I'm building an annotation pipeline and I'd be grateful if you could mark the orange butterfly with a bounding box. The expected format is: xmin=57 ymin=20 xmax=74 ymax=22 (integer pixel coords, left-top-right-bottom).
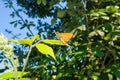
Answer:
xmin=55 ymin=32 xmax=73 ymax=44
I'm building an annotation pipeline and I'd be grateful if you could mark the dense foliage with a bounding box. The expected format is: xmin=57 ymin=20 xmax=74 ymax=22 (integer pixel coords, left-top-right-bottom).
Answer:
xmin=1 ymin=0 xmax=120 ymax=80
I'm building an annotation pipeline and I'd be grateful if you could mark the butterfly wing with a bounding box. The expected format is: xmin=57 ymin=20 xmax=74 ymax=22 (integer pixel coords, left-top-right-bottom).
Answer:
xmin=55 ymin=32 xmax=73 ymax=43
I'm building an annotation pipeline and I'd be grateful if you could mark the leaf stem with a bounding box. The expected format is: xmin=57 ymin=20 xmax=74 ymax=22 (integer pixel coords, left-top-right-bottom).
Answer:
xmin=20 ymin=45 xmax=33 ymax=78
xmin=11 ymin=57 xmax=18 ymax=80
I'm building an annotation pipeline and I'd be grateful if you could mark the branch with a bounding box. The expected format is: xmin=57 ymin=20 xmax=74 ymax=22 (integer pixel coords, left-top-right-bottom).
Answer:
xmin=9 ymin=0 xmax=34 ymax=36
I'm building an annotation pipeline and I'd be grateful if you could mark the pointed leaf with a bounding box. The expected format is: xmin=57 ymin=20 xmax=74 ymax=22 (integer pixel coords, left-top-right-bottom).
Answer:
xmin=36 ymin=43 xmax=56 ymax=60
xmin=51 ymin=18 xmax=56 ymax=25
xmin=41 ymin=40 xmax=68 ymax=46
xmin=37 ymin=0 xmax=42 ymax=5
xmin=104 ymin=33 xmax=111 ymax=41
xmin=97 ymin=30 xmax=105 ymax=37
xmin=31 ymin=34 xmax=39 ymax=42
xmin=42 ymin=0 xmax=46 ymax=5
xmin=10 ymin=34 xmax=39 ymax=45
xmin=101 ymin=16 xmax=109 ymax=20
xmin=88 ymin=31 xmax=97 ymax=37
xmin=10 ymin=39 xmax=32 ymax=45
xmin=56 ymin=73 xmax=63 ymax=80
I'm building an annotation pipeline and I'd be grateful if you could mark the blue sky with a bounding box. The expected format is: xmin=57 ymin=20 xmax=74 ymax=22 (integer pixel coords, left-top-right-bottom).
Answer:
xmin=0 ymin=0 xmax=66 ymax=74
xmin=0 ymin=0 xmax=52 ymax=71
xmin=0 ymin=0 xmax=31 ymax=70
xmin=0 ymin=0 xmax=39 ymax=39
xmin=0 ymin=0 xmax=66 ymax=39
xmin=0 ymin=0 xmax=28 ymax=39
xmin=0 ymin=1 xmax=13 ymax=38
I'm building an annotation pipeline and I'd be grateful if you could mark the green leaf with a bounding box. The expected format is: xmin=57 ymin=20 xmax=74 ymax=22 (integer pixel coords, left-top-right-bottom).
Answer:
xmin=74 ymin=51 xmax=84 ymax=57
xmin=88 ymin=31 xmax=97 ymax=38
xmin=56 ymin=73 xmax=63 ymax=80
xmin=10 ymin=21 xmax=15 ymax=24
xmin=41 ymin=40 xmax=68 ymax=46
xmin=102 ymin=23 xmax=112 ymax=32
xmin=29 ymin=23 xmax=36 ymax=27
xmin=110 ymin=66 xmax=120 ymax=78
xmin=19 ymin=78 xmax=31 ymax=80
xmin=77 ymin=26 xmax=86 ymax=31
xmin=35 ymin=43 xmax=56 ymax=60
xmin=10 ymin=39 xmax=32 ymax=45
xmin=97 ymin=30 xmax=105 ymax=37
xmin=10 ymin=34 xmax=39 ymax=45
xmin=0 ymin=71 xmax=29 ymax=78
xmin=117 ymin=18 xmax=120 ymax=24
xmin=14 ymin=23 xmax=18 ymax=27
xmin=51 ymin=18 xmax=56 ymax=25
xmin=57 ymin=10 xmax=66 ymax=18
xmin=111 ymin=30 xmax=120 ymax=36
xmin=10 ymin=12 xmax=15 ymax=18
xmin=103 ymin=30 xmax=119 ymax=41
xmin=93 ymin=49 xmax=103 ymax=58
xmin=37 ymin=0 xmax=42 ymax=5
xmin=31 ymin=34 xmax=39 ymax=42
xmin=42 ymin=0 xmax=46 ymax=5
xmin=114 ymin=12 xmax=120 ymax=16
xmin=90 ymin=13 xmax=99 ymax=17
xmin=101 ymin=16 xmax=109 ymax=20
xmin=106 ymin=6 xmax=119 ymax=13
xmin=104 ymin=33 xmax=111 ymax=41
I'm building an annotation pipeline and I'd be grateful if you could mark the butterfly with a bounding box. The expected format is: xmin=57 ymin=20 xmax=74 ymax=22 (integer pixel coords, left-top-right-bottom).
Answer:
xmin=55 ymin=32 xmax=73 ymax=45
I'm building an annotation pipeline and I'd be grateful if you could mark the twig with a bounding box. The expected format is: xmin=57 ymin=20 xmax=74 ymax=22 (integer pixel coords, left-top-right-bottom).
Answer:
xmin=9 ymin=0 xmax=34 ymax=36
xmin=11 ymin=57 xmax=18 ymax=80
xmin=20 ymin=45 xmax=33 ymax=78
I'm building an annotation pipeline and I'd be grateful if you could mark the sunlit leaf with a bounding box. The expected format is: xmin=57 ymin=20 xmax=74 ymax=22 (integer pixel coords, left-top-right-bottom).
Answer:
xmin=42 ymin=0 xmax=46 ymax=5
xmin=77 ymin=26 xmax=86 ymax=31
xmin=98 ymin=12 xmax=107 ymax=16
xmin=104 ymin=33 xmax=111 ymax=41
xmin=52 ymin=75 xmax=56 ymax=79
xmin=35 ymin=43 xmax=56 ymax=60
xmin=97 ymin=30 xmax=105 ymax=37
xmin=88 ymin=31 xmax=97 ymax=37
xmin=31 ymin=34 xmax=39 ymax=42
xmin=90 ymin=13 xmax=99 ymax=17
xmin=37 ymin=0 xmax=42 ymax=5
xmin=40 ymin=40 xmax=68 ymax=46
xmin=106 ymin=5 xmax=119 ymax=13
xmin=74 ymin=51 xmax=84 ymax=56
xmin=10 ymin=34 xmax=39 ymax=45
xmin=10 ymin=39 xmax=32 ymax=45
xmin=0 ymin=71 xmax=29 ymax=78
xmin=101 ymin=16 xmax=109 ymax=20
xmin=56 ymin=73 xmax=63 ymax=80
